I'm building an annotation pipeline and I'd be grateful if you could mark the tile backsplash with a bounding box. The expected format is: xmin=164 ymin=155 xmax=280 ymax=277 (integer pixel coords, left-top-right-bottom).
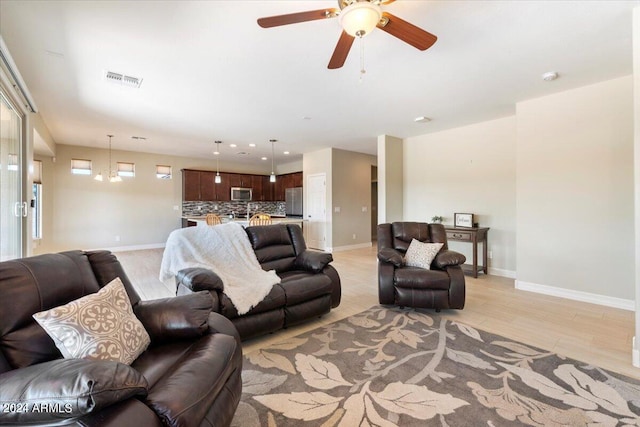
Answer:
xmin=182 ymin=201 xmax=286 ymax=218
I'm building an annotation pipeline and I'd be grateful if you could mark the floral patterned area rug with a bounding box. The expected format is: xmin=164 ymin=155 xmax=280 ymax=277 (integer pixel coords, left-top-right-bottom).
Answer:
xmin=231 ymin=306 xmax=640 ymax=427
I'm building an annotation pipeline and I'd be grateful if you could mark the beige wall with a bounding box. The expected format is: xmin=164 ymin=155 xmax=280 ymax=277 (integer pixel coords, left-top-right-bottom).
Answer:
xmin=516 ymin=76 xmax=634 ymax=302
xmin=377 ymin=135 xmax=403 ymax=224
xmin=404 ymin=117 xmax=517 ymax=275
xmin=331 ymin=148 xmax=376 ymax=249
xmin=35 ymin=144 xmax=290 ymax=253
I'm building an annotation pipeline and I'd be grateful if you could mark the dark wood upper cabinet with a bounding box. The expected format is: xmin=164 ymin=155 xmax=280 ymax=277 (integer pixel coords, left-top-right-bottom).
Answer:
xmin=216 ymin=173 xmax=231 ymax=201
xmin=183 ymin=169 xmax=302 ymax=202
xmin=183 ymin=170 xmax=201 ymax=201
xmin=200 ymin=171 xmax=216 ymax=201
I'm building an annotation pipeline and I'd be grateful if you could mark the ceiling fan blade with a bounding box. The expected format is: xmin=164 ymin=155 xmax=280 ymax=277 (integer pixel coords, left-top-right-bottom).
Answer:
xmin=378 ymin=12 xmax=437 ymax=51
xmin=328 ymin=31 xmax=355 ymax=69
xmin=257 ymin=8 xmax=337 ymax=28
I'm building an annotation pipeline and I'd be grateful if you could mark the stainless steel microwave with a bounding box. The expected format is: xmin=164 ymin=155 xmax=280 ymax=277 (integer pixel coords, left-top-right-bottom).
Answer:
xmin=231 ymin=187 xmax=252 ymax=201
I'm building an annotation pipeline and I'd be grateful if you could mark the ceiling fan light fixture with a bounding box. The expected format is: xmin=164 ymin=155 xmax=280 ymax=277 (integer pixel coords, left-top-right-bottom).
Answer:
xmin=339 ymin=2 xmax=381 ymax=37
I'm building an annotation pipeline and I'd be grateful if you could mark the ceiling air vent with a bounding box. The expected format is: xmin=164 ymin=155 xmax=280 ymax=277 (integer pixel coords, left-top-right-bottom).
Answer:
xmin=104 ymin=70 xmax=143 ymax=88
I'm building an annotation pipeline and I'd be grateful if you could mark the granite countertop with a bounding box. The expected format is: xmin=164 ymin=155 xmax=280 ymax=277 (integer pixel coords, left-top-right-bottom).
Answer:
xmin=183 ymin=216 xmax=304 ymax=225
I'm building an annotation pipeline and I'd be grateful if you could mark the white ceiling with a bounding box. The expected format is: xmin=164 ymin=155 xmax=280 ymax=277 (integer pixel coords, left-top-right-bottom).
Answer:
xmin=1 ymin=0 xmax=637 ymax=166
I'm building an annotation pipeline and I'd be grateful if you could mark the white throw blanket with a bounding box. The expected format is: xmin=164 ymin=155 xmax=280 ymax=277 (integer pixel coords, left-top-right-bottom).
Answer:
xmin=159 ymin=222 xmax=280 ymax=315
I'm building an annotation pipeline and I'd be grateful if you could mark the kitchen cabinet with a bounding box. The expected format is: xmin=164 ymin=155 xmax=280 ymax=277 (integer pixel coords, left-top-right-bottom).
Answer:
xmin=183 ymin=169 xmax=303 ymax=202
xmin=251 ymin=175 xmax=264 ymax=201
xmin=262 ymin=175 xmax=275 ymax=201
xmin=200 ymin=171 xmax=216 ymax=201
xmin=215 ymin=173 xmax=231 ymax=201
xmin=228 ymin=173 xmax=253 ymax=188
xmin=183 ymin=170 xmax=201 ymax=201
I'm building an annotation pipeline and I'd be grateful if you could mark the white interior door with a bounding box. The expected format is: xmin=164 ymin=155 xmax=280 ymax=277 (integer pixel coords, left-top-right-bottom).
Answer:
xmin=0 ymin=90 xmax=24 ymax=261
xmin=306 ymin=173 xmax=326 ymax=250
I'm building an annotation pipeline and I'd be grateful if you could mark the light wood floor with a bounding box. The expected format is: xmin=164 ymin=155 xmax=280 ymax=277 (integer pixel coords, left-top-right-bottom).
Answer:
xmin=115 ymin=246 xmax=639 ymax=380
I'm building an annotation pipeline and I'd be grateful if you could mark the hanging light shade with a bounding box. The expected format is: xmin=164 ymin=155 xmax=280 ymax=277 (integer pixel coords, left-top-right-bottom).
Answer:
xmin=339 ymin=1 xmax=382 ymax=38
xmin=95 ymin=134 xmax=120 ymax=183
xmin=214 ymin=141 xmax=222 ymax=183
xmin=270 ymin=139 xmax=276 ymax=183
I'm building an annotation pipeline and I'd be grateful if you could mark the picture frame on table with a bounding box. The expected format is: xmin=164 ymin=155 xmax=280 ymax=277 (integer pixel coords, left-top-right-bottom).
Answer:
xmin=454 ymin=213 xmax=474 ymax=228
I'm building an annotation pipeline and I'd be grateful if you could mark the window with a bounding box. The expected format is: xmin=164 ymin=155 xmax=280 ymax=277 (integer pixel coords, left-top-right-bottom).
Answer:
xmin=117 ymin=162 xmax=135 ymax=178
xmin=32 ymin=160 xmax=42 ymax=240
xmin=32 ymin=183 xmax=42 ymax=239
xmin=71 ymin=159 xmax=92 ymax=175
xmin=156 ymin=165 xmax=172 ymax=179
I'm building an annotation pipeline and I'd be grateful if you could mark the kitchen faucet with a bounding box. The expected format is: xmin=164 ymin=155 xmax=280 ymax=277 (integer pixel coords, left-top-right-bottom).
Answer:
xmin=247 ymin=203 xmax=251 ymax=219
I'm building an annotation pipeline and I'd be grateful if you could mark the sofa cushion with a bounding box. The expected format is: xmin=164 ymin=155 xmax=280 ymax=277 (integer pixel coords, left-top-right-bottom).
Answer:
xmin=143 ymin=333 xmax=241 ymax=427
xmin=394 ymin=268 xmax=451 ymax=290
xmin=278 ymin=271 xmax=332 ymax=306
xmin=391 ymin=222 xmax=431 ymax=252
xmin=0 ymin=251 xmax=101 ymax=369
xmin=220 ymin=284 xmax=286 ymax=320
xmin=0 ymin=358 xmax=147 ymax=425
xmin=32 ymin=278 xmax=150 ymax=365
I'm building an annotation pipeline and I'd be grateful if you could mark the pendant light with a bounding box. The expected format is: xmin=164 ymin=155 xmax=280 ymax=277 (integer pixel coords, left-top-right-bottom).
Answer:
xmin=269 ymin=139 xmax=276 ymax=183
xmin=214 ymin=141 xmax=222 ymax=183
xmin=94 ymin=134 xmax=121 ymax=183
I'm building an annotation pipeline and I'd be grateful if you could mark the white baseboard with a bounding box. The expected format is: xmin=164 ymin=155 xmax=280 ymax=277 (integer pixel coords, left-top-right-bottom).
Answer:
xmin=89 ymin=243 xmax=166 ymax=253
xmin=633 ymin=337 xmax=640 ymax=368
xmin=515 ymin=280 xmax=635 ymax=311
xmin=487 ymin=267 xmax=516 ymax=279
xmin=329 ymin=242 xmax=373 ymax=253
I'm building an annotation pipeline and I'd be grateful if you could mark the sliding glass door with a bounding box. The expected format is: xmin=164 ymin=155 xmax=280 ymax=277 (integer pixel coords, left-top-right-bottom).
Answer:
xmin=0 ymin=90 xmax=23 ymax=261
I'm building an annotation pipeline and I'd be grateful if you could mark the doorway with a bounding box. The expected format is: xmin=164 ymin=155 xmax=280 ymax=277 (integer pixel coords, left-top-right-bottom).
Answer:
xmin=306 ymin=173 xmax=326 ymax=250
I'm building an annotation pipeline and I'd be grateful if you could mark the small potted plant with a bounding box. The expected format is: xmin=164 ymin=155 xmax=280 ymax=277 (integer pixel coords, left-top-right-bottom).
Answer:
xmin=431 ymin=215 xmax=443 ymax=224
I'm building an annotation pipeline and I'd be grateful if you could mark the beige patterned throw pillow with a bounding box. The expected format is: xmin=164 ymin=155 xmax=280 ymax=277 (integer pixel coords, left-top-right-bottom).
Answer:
xmin=404 ymin=239 xmax=444 ymax=270
xmin=33 ymin=277 xmax=150 ymax=365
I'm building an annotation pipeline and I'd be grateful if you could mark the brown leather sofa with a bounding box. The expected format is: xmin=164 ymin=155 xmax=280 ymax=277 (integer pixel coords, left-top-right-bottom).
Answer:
xmin=0 ymin=250 xmax=242 ymax=427
xmin=377 ymin=222 xmax=466 ymax=310
xmin=176 ymin=224 xmax=341 ymax=340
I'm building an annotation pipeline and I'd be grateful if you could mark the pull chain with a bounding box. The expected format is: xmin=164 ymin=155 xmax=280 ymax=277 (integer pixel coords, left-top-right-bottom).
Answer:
xmin=359 ymin=35 xmax=366 ymax=82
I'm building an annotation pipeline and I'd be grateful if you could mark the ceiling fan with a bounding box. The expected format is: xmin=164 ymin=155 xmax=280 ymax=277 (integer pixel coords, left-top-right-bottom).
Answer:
xmin=257 ymin=0 xmax=437 ymax=69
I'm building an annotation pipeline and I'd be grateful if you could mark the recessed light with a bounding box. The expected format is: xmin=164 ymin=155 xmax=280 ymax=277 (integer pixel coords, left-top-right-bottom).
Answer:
xmin=261 ymin=157 xmax=268 ymax=160
xmin=542 ymin=71 xmax=558 ymax=81
xmin=249 ymin=143 xmax=256 ymax=147
xmin=213 ymin=151 xmax=220 ymax=155
xmin=302 ymin=116 xmax=312 ymax=120
xmin=229 ymin=143 xmax=237 ymax=148
xmin=283 ymin=151 xmax=290 ymax=155
xmin=414 ymin=116 xmax=431 ymax=123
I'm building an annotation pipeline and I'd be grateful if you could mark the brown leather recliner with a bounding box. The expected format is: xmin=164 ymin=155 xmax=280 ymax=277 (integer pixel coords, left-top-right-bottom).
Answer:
xmin=0 ymin=250 xmax=242 ymax=427
xmin=176 ymin=224 xmax=341 ymax=340
xmin=377 ymin=222 xmax=466 ymax=310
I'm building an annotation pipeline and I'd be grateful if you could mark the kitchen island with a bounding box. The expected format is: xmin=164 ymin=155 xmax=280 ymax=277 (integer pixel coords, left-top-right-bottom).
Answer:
xmin=182 ymin=216 xmax=304 ymax=228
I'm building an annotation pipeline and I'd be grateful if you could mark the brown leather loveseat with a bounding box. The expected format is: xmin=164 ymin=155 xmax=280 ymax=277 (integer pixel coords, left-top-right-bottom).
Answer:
xmin=377 ymin=222 xmax=466 ymax=310
xmin=0 ymin=250 xmax=242 ymax=427
xmin=176 ymin=224 xmax=341 ymax=340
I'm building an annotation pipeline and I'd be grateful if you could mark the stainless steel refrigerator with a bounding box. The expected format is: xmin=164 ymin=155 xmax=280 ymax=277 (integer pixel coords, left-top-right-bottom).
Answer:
xmin=285 ymin=187 xmax=303 ymax=217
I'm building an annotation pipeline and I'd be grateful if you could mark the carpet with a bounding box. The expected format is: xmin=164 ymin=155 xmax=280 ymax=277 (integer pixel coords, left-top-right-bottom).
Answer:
xmin=231 ymin=306 xmax=640 ymax=427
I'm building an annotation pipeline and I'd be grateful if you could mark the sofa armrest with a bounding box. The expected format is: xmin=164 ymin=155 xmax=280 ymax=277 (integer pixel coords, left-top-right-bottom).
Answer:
xmin=0 ymin=359 xmax=147 ymax=425
xmin=434 ymin=250 xmax=466 ymax=269
xmin=134 ymin=292 xmax=212 ymax=344
xmin=294 ymin=250 xmax=333 ymax=273
xmin=176 ymin=267 xmax=224 ymax=292
xmin=377 ymin=248 xmax=404 ymax=267
xmin=207 ymin=312 xmax=241 ymax=344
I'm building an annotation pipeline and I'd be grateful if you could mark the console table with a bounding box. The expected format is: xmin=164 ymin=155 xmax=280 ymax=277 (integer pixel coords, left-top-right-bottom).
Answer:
xmin=443 ymin=226 xmax=489 ymax=278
